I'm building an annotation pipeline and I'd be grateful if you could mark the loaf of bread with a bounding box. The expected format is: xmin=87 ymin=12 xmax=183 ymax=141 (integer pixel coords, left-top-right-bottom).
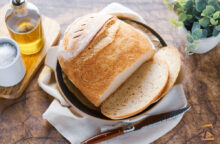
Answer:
xmin=153 ymin=46 xmax=181 ymax=98
xmin=58 ymin=14 xmax=155 ymax=106
xmin=101 ymin=60 xmax=169 ymax=119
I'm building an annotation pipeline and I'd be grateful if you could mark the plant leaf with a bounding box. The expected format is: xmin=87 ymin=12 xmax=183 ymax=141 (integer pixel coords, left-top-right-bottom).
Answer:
xmin=170 ymin=18 xmax=177 ymax=25
xmin=208 ymin=0 xmax=220 ymax=11
xmin=195 ymin=15 xmax=201 ymax=20
xmin=213 ymin=11 xmax=220 ymax=19
xmin=199 ymin=17 xmax=210 ymax=27
xmin=187 ymin=42 xmax=197 ymax=51
xmin=202 ymin=29 xmax=208 ymax=38
xmin=176 ymin=21 xmax=183 ymax=27
xmin=215 ymin=25 xmax=220 ymax=31
xmin=210 ymin=18 xmax=218 ymax=25
xmin=185 ymin=0 xmax=193 ymax=8
xmin=195 ymin=0 xmax=207 ymax=12
xmin=187 ymin=14 xmax=193 ymax=20
xmin=179 ymin=13 xmax=187 ymax=21
xmin=174 ymin=2 xmax=184 ymax=14
xmin=205 ymin=26 xmax=214 ymax=37
xmin=212 ymin=28 xmax=220 ymax=36
xmin=187 ymin=34 xmax=194 ymax=43
xmin=177 ymin=0 xmax=188 ymax=7
xmin=193 ymin=7 xmax=202 ymax=19
xmin=201 ymin=5 xmax=215 ymax=17
xmin=212 ymin=26 xmax=220 ymax=36
xmin=192 ymin=28 xmax=203 ymax=40
xmin=169 ymin=18 xmax=183 ymax=28
xmin=167 ymin=4 xmax=174 ymax=10
xmin=186 ymin=42 xmax=197 ymax=55
xmin=192 ymin=22 xmax=200 ymax=32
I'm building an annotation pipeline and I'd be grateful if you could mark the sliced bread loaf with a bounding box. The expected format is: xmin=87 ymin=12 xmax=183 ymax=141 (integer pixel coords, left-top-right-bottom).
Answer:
xmin=58 ymin=14 xmax=155 ymax=106
xmin=153 ymin=46 xmax=181 ymax=98
xmin=101 ymin=60 xmax=169 ymax=119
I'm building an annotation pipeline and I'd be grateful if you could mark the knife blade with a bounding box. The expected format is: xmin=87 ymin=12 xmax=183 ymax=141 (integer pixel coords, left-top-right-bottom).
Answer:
xmin=134 ymin=106 xmax=190 ymax=130
xmin=81 ymin=106 xmax=190 ymax=144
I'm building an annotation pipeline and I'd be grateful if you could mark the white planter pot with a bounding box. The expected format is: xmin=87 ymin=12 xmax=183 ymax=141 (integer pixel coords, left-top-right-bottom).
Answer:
xmin=178 ymin=26 xmax=220 ymax=54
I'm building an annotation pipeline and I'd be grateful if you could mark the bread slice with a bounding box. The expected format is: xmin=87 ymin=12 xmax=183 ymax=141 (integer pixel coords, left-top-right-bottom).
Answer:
xmin=153 ymin=46 xmax=181 ymax=98
xmin=58 ymin=14 xmax=155 ymax=106
xmin=101 ymin=60 xmax=169 ymax=119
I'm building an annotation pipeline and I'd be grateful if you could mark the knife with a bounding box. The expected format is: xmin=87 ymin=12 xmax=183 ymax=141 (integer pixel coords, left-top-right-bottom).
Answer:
xmin=81 ymin=106 xmax=190 ymax=144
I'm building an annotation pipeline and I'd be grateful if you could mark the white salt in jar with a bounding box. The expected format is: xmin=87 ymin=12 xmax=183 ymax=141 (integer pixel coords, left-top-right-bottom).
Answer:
xmin=0 ymin=37 xmax=26 ymax=87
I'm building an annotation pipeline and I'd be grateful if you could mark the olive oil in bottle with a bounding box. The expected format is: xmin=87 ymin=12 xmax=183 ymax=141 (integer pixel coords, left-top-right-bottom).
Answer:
xmin=5 ymin=0 xmax=44 ymax=55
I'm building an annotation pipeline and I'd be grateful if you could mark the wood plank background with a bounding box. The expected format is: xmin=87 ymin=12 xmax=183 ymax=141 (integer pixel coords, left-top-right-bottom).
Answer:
xmin=0 ymin=0 xmax=219 ymax=144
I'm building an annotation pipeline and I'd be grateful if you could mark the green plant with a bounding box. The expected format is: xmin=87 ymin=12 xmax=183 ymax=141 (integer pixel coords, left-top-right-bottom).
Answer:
xmin=163 ymin=0 xmax=220 ymax=55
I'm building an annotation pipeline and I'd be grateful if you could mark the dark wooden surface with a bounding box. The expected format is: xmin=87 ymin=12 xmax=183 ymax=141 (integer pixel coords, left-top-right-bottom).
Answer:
xmin=0 ymin=0 xmax=219 ymax=144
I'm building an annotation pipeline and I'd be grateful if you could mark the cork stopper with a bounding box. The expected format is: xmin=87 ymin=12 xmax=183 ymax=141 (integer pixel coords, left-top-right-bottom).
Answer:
xmin=12 ymin=0 xmax=25 ymax=6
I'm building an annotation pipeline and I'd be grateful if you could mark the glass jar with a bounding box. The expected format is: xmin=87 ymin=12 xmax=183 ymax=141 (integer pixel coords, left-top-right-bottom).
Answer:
xmin=5 ymin=0 xmax=44 ymax=55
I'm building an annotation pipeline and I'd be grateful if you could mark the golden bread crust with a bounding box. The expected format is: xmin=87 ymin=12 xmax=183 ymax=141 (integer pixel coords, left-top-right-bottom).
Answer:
xmin=59 ymin=14 xmax=155 ymax=106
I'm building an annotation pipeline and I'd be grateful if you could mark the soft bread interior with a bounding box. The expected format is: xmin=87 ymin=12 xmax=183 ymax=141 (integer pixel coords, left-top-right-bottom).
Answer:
xmin=86 ymin=20 xmax=155 ymax=105
xmin=153 ymin=46 xmax=181 ymax=99
xmin=100 ymin=51 xmax=155 ymax=104
xmin=101 ymin=60 xmax=169 ymax=119
xmin=97 ymin=21 xmax=155 ymax=105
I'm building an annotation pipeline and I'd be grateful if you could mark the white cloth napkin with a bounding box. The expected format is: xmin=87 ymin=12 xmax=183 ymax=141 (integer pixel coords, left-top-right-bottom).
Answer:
xmin=38 ymin=3 xmax=188 ymax=144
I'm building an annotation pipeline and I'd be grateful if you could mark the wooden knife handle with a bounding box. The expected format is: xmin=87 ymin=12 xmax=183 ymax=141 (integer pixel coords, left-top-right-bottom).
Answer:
xmin=81 ymin=127 xmax=124 ymax=144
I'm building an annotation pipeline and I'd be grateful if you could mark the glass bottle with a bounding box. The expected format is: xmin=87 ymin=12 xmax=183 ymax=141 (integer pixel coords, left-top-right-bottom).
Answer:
xmin=5 ymin=0 xmax=44 ymax=55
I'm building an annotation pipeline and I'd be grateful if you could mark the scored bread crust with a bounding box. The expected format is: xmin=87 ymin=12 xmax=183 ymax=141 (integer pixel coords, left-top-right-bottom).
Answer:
xmin=101 ymin=60 xmax=169 ymax=119
xmin=58 ymin=13 xmax=155 ymax=106
xmin=58 ymin=14 xmax=114 ymax=59
xmin=153 ymin=46 xmax=181 ymax=99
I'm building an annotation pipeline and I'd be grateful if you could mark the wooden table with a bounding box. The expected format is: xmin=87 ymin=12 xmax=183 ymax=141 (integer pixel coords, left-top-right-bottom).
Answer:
xmin=0 ymin=0 xmax=219 ymax=143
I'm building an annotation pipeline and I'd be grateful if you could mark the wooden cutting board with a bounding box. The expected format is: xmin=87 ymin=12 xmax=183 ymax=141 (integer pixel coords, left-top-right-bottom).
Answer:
xmin=0 ymin=5 xmax=61 ymax=99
